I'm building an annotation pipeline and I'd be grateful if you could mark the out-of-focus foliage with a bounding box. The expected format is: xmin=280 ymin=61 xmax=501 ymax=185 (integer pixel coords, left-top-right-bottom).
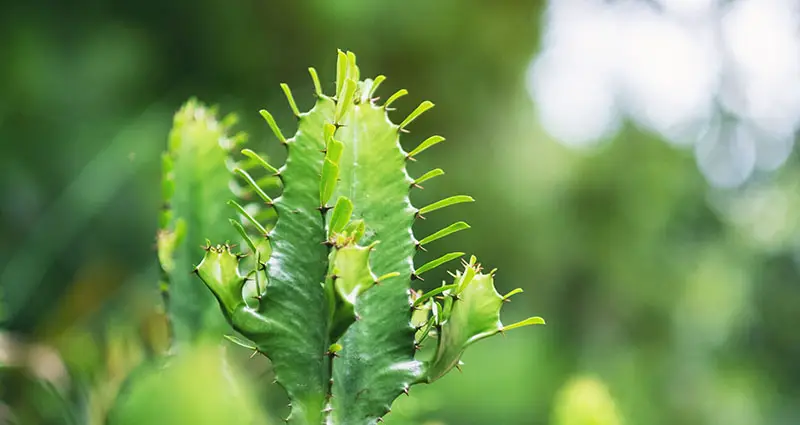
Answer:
xmin=552 ymin=376 xmax=623 ymax=425
xmin=2 ymin=1 xmax=800 ymax=425
xmin=106 ymin=344 xmax=269 ymax=425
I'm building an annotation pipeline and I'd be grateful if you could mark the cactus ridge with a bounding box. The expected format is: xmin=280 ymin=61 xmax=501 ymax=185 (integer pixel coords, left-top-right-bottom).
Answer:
xmin=190 ymin=51 xmax=544 ymax=425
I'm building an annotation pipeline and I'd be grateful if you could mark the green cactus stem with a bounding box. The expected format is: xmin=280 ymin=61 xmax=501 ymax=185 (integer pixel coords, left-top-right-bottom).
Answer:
xmin=192 ymin=50 xmax=544 ymax=425
xmin=157 ymin=99 xmax=246 ymax=346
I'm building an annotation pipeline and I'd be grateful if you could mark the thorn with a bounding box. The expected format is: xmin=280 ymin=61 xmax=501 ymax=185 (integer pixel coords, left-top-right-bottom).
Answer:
xmin=250 ymin=349 xmax=259 ymax=359
xmin=452 ymin=294 xmax=462 ymax=302
xmin=414 ymin=211 xmax=426 ymax=220
xmin=318 ymin=205 xmax=332 ymax=213
xmin=411 ymin=273 xmax=423 ymax=281
xmin=402 ymin=387 xmax=410 ymax=396
xmin=415 ymin=242 xmax=427 ymax=252
xmin=371 ymin=97 xmax=381 ymax=103
xmin=414 ymin=343 xmax=422 ymax=351
xmin=406 ymin=155 xmax=417 ymax=162
xmin=399 ymin=128 xmax=410 ymax=134
xmin=411 ymin=183 xmax=423 ymax=190
xmin=326 ymin=350 xmax=339 ymax=358
xmin=455 ymin=364 xmax=463 ymax=373
xmin=377 ymin=419 xmax=384 ymax=423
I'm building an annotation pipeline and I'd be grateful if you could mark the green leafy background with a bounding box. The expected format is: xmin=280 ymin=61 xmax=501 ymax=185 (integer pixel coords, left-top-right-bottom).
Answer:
xmin=2 ymin=1 xmax=799 ymax=425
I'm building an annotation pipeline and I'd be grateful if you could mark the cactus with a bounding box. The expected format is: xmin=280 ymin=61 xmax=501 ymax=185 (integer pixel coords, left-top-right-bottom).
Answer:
xmin=158 ymin=99 xmax=274 ymax=347
xmin=192 ymin=51 xmax=545 ymax=425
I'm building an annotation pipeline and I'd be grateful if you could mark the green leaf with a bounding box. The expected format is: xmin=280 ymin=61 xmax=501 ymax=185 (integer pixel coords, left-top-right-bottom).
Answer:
xmin=335 ymin=50 xmax=348 ymax=97
xmin=335 ymin=79 xmax=357 ymax=124
xmin=368 ymin=75 xmax=386 ymax=98
xmin=384 ymin=89 xmax=408 ymax=109
xmin=413 ymin=168 xmax=444 ymax=186
xmin=308 ymin=67 xmax=323 ymax=97
xmin=259 ymin=109 xmax=286 ymax=144
xmin=413 ymin=284 xmax=458 ymax=307
xmin=329 ymin=196 xmax=354 ymax=238
xmin=399 ymin=101 xmax=434 ymax=129
xmin=227 ymin=200 xmax=267 ymax=235
xmin=229 ymin=219 xmax=257 ymax=254
xmin=406 ymin=136 xmax=445 ymax=159
xmin=224 ymin=334 xmax=258 ymax=351
xmin=414 ymin=252 xmax=464 ymax=276
xmin=503 ymin=316 xmax=546 ymax=331
xmin=343 ymin=219 xmax=366 ymax=243
xmin=418 ymin=221 xmax=470 ymax=246
xmin=418 ymin=195 xmax=474 ymax=216
xmin=281 ymin=83 xmax=301 ymax=117
xmin=320 ymin=158 xmax=340 ymax=206
xmin=233 ymin=168 xmax=273 ymax=204
xmin=241 ymin=149 xmax=280 ymax=175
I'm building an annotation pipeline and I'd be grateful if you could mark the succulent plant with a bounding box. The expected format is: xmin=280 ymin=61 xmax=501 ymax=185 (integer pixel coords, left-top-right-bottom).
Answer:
xmin=187 ymin=50 xmax=545 ymax=425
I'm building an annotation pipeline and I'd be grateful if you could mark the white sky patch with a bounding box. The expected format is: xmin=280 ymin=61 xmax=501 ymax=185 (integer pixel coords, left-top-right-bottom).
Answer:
xmin=528 ymin=0 xmax=622 ymax=147
xmin=659 ymin=0 xmax=720 ymax=19
xmin=528 ymin=0 xmax=800 ymax=188
xmin=528 ymin=51 xmax=620 ymax=148
xmin=618 ymin=3 xmax=720 ymax=144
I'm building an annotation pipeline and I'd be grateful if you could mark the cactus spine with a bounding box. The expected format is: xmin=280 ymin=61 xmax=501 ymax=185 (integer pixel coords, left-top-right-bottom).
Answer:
xmin=192 ymin=51 xmax=544 ymax=425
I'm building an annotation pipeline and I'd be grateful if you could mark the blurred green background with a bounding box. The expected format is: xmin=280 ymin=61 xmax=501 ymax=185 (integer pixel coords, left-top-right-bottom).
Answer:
xmin=2 ymin=1 xmax=800 ymax=424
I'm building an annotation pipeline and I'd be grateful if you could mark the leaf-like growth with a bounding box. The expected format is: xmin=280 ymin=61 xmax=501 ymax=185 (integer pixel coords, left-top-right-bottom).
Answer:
xmin=421 ymin=257 xmax=545 ymax=383
xmin=413 ymin=168 xmax=445 ymax=186
xmin=328 ymin=196 xmax=354 ymax=238
xmin=417 ymin=195 xmax=474 ymax=216
xmin=407 ymin=135 xmax=445 ymax=159
xmin=194 ymin=244 xmax=247 ymax=319
xmin=418 ymin=221 xmax=470 ymax=246
xmin=327 ymin=243 xmax=379 ymax=343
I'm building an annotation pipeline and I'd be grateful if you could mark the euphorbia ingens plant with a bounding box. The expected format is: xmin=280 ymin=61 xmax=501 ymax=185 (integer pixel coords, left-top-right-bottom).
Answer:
xmin=167 ymin=51 xmax=544 ymax=425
